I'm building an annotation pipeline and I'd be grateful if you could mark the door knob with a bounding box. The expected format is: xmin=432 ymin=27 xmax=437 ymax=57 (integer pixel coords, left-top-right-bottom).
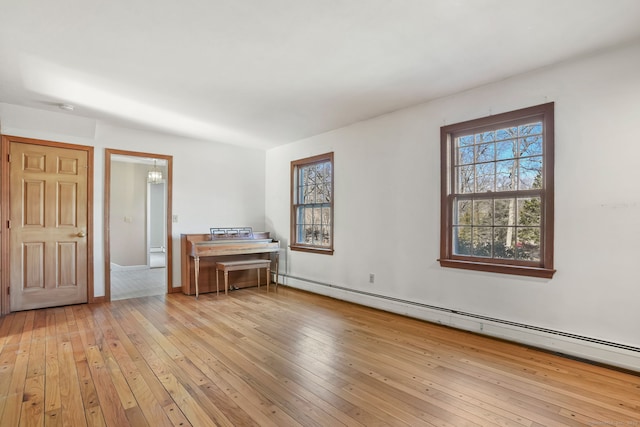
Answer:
xmin=77 ymin=231 xmax=86 ymax=237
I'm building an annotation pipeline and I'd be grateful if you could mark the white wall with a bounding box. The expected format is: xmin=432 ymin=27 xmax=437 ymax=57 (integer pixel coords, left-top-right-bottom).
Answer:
xmin=0 ymin=104 xmax=267 ymax=297
xmin=110 ymin=161 xmax=149 ymax=266
xmin=265 ymin=40 xmax=640 ymax=369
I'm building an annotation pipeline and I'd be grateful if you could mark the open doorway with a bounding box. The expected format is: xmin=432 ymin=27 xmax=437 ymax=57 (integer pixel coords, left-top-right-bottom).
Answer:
xmin=104 ymin=149 xmax=173 ymax=301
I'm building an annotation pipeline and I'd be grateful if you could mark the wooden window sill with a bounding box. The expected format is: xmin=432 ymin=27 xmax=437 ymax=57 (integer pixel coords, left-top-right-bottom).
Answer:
xmin=439 ymin=258 xmax=556 ymax=279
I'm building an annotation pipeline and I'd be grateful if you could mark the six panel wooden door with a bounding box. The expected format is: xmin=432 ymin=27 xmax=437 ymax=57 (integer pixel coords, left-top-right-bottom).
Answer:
xmin=9 ymin=141 xmax=88 ymax=311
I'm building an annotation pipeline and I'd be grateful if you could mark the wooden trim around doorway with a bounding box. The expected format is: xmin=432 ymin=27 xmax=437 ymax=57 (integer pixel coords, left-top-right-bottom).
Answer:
xmin=104 ymin=149 xmax=174 ymax=302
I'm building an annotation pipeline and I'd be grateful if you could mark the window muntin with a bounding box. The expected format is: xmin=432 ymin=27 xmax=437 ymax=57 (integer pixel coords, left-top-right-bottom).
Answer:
xmin=291 ymin=152 xmax=334 ymax=254
xmin=440 ymin=103 xmax=554 ymax=278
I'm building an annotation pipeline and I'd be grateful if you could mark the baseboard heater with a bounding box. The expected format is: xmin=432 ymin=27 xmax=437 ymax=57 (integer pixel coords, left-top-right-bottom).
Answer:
xmin=281 ymin=274 xmax=640 ymax=356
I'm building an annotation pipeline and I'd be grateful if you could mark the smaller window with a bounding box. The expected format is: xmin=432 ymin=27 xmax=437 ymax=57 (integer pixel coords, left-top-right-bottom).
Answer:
xmin=290 ymin=152 xmax=334 ymax=254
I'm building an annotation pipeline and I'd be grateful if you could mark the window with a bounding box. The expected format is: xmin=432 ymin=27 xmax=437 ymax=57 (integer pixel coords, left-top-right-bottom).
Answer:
xmin=290 ymin=152 xmax=334 ymax=254
xmin=440 ymin=103 xmax=555 ymax=278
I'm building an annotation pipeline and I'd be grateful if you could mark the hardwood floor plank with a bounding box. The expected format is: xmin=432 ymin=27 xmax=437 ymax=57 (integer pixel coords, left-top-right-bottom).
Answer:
xmin=56 ymin=329 xmax=87 ymax=425
xmin=85 ymin=344 xmax=132 ymax=427
xmin=96 ymin=310 xmax=178 ymax=427
xmin=84 ymin=406 xmax=107 ymax=427
xmin=44 ymin=337 xmax=61 ymax=418
xmin=19 ymin=374 xmax=44 ymax=427
xmin=169 ymin=294 xmax=457 ymax=426
xmin=161 ymin=402 xmax=193 ymax=427
xmin=44 ymin=408 xmax=62 ymax=427
xmin=26 ymin=311 xmax=46 ymax=379
xmin=76 ymin=360 xmax=101 ymax=413
xmin=5 ymin=311 xmax=27 ymax=347
xmin=207 ymin=299 xmax=453 ymax=425
xmin=0 ymin=311 xmax=17 ymax=353
xmin=141 ymin=296 xmax=330 ymax=427
xmin=232 ymin=294 xmax=509 ymax=426
xmin=0 ymin=343 xmax=19 ymax=419
xmin=231 ymin=295 xmax=523 ymax=426
xmin=111 ymin=302 xmax=237 ymax=426
xmin=154 ymin=295 xmax=359 ymax=427
xmin=1 ymin=287 xmax=639 ymax=426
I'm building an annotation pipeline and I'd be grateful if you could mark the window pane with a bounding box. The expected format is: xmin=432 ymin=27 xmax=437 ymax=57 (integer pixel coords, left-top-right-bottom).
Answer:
xmin=494 ymin=227 xmax=516 ymax=259
xmin=519 ymin=122 xmax=542 ymax=136
xmin=516 ymin=227 xmax=540 ymax=261
xmin=324 ymin=162 xmax=332 ymax=182
xmin=302 ymin=166 xmax=314 ymax=186
xmin=496 ymin=160 xmax=516 ymax=191
xmin=473 ymin=200 xmax=492 ymax=225
xmin=476 ymin=131 xmax=495 ymax=143
xmin=496 ymin=140 xmax=516 ymax=160
xmin=316 ymin=183 xmax=326 ymax=203
xmin=313 ymin=206 xmax=322 ymax=224
xmin=518 ymin=156 xmax=542 ymax=190
xmin=299 ymin=167 xmax=309 ymax=187
xmin=303 ymin=185 xmax=315 ymax=203
xmin=311 ymin=225 xmax=322 ymax=245
xmin=457 ymin=146 xmax=474 ymax=165
xmin=454 ymin=199 xmax=472 ymax=225
xmin=458 ymin=135 xmax=474 ymax=147
xmin=322 ymin=207 xmax=331 ymax=226
xmin=517 ymin=197 xmax=541 ymax=226
xmin=496 ymin=127 xmax=517 ymax=140
xmin=475 ymin=163 xmax=494 ymax=192
xmin=476 ymin=143 xmax=495 ymax=163
xmin=494 ymin=198 xmax=516 ymax=226
xmin=296 ymin=207 xmax=308 ymax=243
xmin=322 ymin=225 xmax=331 ymax=246
xmin=472 ymin=227 xmax=492 ymax=257
xmin=453 ymin=226 xmax=472 ymax=255
xmin=304 ymin=226 xmax=313 ymax=244
xmin=456 ymin=165 xmax=474 ymax=193
xmin=519 ymin=135 xmax=543 ymax=157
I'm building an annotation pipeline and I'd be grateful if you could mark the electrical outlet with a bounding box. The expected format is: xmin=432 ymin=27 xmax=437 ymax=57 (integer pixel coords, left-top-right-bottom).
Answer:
xmin=369 ymin=273 xmax=375 ymax=283
xmin=172 ymin=215 xmax=178 ymax=223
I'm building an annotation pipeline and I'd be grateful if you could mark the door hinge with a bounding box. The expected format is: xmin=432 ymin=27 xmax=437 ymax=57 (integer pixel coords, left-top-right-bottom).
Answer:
xmin=7 ymin=154 xmax=10 ymax=162
xmin=7 ymin=220 xmax=10 ymax=229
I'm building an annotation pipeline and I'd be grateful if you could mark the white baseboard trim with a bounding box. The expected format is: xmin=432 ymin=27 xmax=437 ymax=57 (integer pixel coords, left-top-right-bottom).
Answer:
xmin=281 ymin=275 xmax=640 ymax=373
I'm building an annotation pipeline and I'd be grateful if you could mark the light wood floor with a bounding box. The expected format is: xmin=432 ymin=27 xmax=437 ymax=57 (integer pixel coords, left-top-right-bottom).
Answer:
xmin=0 ymin=287 xmax=638 ymax=426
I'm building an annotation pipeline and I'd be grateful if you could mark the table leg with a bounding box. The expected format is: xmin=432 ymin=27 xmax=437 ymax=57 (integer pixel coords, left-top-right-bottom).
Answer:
xmin=216 ymin=267 xmax=219 ymax=296
xmin=224 ymin=271 xmax=229 ymax=295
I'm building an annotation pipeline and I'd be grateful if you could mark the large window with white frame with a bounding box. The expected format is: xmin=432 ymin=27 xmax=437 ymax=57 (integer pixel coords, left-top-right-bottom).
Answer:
xmin=290 ymin=152 xmax=334 ymax=254
xmin=440 ymin=103 xmax=555 ymax=278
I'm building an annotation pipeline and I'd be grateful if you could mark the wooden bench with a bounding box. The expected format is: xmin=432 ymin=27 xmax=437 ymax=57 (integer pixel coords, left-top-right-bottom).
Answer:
xmin=214 ymin=259 xmax=272 ymax=296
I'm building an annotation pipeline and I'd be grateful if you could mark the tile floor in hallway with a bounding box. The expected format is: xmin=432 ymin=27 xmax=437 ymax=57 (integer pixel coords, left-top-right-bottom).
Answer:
xmin=111 ymin=267 xmax=166 ymax=300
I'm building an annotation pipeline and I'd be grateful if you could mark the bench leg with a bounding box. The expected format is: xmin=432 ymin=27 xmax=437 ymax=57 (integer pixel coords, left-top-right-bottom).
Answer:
xmin=257 ymin=268 xmax=260 ymax=289
xmin=224 ymin=270 xmax=229 ymax=295
xmin=216 ymin=269 xmax=219 ymax=296
xmin=194 ymin=256 xmax=200 ymax=299
xmin=266 ymin=266 xmax=270 ymax=292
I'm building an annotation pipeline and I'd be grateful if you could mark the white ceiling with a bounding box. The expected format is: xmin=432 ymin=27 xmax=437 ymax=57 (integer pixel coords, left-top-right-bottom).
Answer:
xmin=1 ymin=0 xmax=639 ymax=150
